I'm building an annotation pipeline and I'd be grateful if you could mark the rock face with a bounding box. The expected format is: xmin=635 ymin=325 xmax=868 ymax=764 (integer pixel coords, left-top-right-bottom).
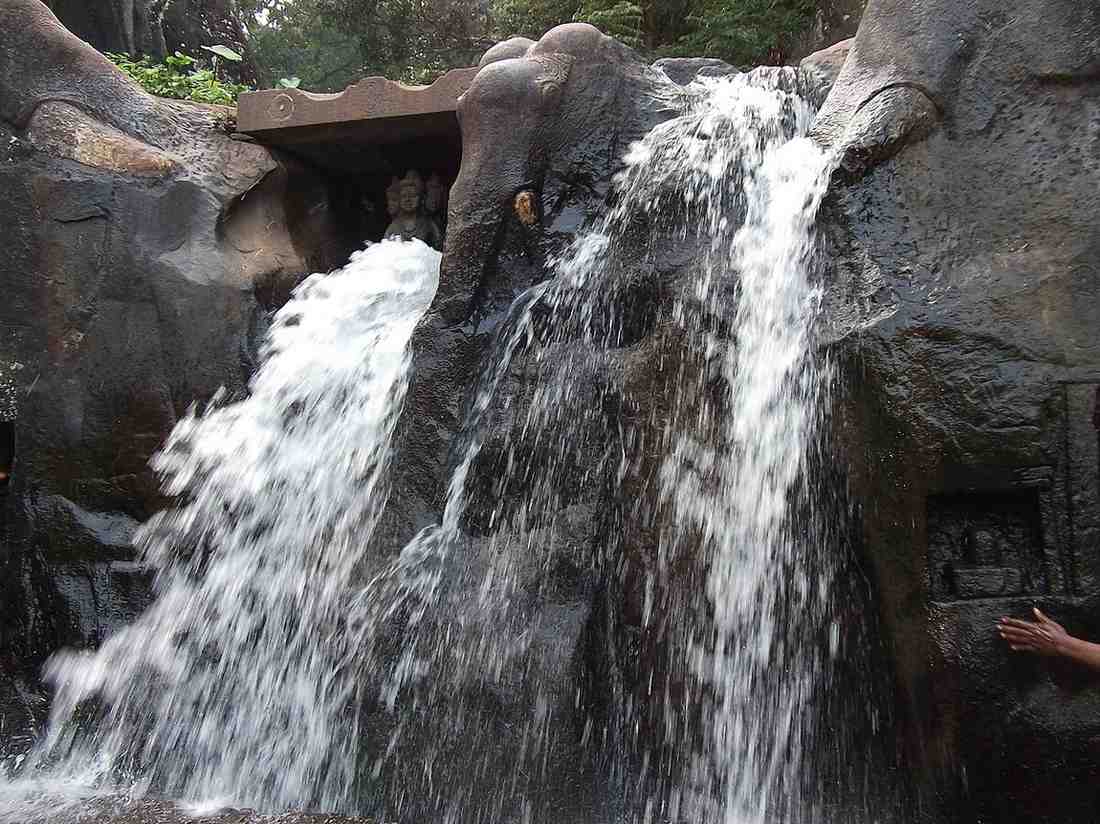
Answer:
xmin=377 ymin=2 xmax=1100 ymax=820
xmin=4 ymin=1 xmax=1099 ymax=822
xmin=363 ymin=23 xmax=892 ymax=824
xmin=0 ymin=0 xmax=345 ymax=742
xmin=356 ymin=26 xmax=694 ymax=821
xmin=811 ymin=0 xmax=1100 ymax=821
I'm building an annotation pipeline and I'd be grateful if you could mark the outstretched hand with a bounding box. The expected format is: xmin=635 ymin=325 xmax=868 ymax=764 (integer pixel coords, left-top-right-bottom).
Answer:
xmin=998 ymin=608 xmax=1069 ymax=656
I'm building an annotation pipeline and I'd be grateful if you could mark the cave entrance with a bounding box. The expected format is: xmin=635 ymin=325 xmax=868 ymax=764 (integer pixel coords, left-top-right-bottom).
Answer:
xmin=236 ymin=69 xmax=476 ymax=251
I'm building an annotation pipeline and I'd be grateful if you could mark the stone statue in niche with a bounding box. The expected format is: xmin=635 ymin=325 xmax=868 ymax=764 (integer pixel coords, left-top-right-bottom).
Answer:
xmin=385 ymin=176 xmax=402 ymax=222
xmin=425 ymin=172 xmax=446 ymax=218
xmin=384 ymin=170 xmax=443 ymax=250
xmin=927 ymin=489 xmax=1049 ymax=600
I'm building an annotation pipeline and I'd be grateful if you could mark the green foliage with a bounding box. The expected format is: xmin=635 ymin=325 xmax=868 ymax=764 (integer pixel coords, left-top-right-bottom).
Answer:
xmin=108 ymin=51 xmax=250 ymax=105
xmin=491 ymin=0 xmax=583 ymax=40
xmin=491 ymin=0 xmax=816 ymax=65
xmin=575 ymin=2 xmax=644 ymax=49
xmin=235 ymin=0 xmax=827 ymax=93
xmin=239 ymin=0 xmax=493 ymax=91
xmin=671 ymin=0 xmax=818 ymax=65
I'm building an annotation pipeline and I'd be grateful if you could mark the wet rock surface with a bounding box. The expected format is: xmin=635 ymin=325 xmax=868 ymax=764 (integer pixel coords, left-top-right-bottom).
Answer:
xmin=0 ymin=0 xmax=347 ymax=745
xmin=356 ymin=26 xmax=690 ymax=821
xmin=5 ymin=0 xmax=1100 ymax=822
xmin=16 ymin=798 xmax=371 ymax=824
xmin=813 ymin=0 xmax=1100 ymax=820
xmin=361 ymin=26 xmax=861 ymax=824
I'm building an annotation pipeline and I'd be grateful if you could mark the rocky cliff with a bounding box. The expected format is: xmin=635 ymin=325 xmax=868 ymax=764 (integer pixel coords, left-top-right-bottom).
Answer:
xmin=373 ymin=2 xmax=1100 ymax=819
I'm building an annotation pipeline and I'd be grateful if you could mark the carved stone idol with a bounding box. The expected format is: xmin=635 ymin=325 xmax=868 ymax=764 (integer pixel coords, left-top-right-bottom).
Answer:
xmin=385 ymin=176 xmax=402 ymax=219
xmin=425 ymin=172 xmax=446 ymax=216
xmin=384 ymin=170 xmax=444 ymax=250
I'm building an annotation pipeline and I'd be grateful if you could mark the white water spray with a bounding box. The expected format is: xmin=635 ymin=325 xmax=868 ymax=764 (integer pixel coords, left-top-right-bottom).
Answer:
xmin=627 ymin=73 xmax=833 ymax=824
xmin=0 ymin=68 xmax=844 ymax=824
xmin=0 ymin=240 xmax=440 ymax=821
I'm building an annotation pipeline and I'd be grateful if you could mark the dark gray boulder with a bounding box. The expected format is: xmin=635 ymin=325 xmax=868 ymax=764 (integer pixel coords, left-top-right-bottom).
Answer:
xmin=358 ymin=24 xmax=704 ymax=822
xmin=364 ymin=25 xmax=871 ymax=824
xmin=813 ymin=0 xmax=1100 ymax=821
xmin=380 ymin=23 xmax=686 ymax=545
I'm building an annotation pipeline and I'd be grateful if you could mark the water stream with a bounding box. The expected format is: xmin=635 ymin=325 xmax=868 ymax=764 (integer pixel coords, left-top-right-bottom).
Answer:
xmin=0 ymin=68 xmax=841 ymax=824
xmin=344 ymin=68 xmax=835 ymax=824
xmin=0 ymin=240 xmax=441 ymax=821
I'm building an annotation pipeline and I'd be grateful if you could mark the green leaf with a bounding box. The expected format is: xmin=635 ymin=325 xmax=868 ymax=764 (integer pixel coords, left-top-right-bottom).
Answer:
xmin=202 ymin=44 xmax=244 ymax=62
xmin=107 ymin=49 xmax=251 ymax=103
xmin=165 ymin=51 xmax=195 ymax=68
xmin=278 ymin=76 xmax=302 ymax=88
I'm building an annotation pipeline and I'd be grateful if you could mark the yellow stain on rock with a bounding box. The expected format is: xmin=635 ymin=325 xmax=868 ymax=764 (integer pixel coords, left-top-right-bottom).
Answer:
xmin=27 ymin=102 xmax=177 ymax=177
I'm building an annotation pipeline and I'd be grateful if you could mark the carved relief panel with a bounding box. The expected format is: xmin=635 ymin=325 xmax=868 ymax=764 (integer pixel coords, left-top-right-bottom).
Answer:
xmin=927 ymin=381 xmax=1100 ymax=602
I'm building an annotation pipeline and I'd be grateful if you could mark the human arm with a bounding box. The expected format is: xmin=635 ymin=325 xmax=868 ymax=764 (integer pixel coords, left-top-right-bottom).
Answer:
xmin=998 ymin=608 xmax=1100 ymax=673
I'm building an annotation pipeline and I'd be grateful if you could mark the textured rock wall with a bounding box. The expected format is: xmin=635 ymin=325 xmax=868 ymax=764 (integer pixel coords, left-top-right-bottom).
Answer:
xmin=4 ymin=1 xmax=1098 ymax=821
xmin=358 ymin=27 xmax=690 ymax=821
xmin=812 ymin=1 xmax=1100 ymax=820
xmin=375 ymin=4 xmax=1100 ymax=819
xmin=0 ymin=0 xmax=344 ymax=739
xmin=362 ymin=25 xmax=898 ymax=823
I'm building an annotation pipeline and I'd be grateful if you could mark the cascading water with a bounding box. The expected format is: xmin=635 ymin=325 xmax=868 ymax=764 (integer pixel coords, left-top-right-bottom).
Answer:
xmin=1 ymin=67 xmax=851 ymax=824
xmin=615 ymin=72 xmax=836 ymax=824
xmin=0 ymin=240 xmax=440 ymax=822
xmin=344 ymin=68 xmax=838 ymax=824
xmin=650 ymin=86 xmax=833 ymax=824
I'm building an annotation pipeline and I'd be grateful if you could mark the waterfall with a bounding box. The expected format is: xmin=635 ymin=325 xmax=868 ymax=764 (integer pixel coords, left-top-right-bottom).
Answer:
xmin=0 ymin=240 xmax=440 ymax=821
xmin=620 ymin=72 xmax=834 ymax=824
xmin=345 ymin=69 xmax=836 ymax=823
xmin=1 ymin=68 xmax=842 ymax=824
xmin=652 ymin=92 xmax=832 ymax=824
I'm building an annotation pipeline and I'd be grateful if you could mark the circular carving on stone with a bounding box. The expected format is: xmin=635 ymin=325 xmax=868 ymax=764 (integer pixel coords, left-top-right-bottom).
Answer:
xmin=268 ymin=93 xmax=295 ymax=121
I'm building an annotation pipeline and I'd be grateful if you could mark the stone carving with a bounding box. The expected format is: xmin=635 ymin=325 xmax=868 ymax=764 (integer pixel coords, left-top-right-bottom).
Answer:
xmin=425 ymin=172 xmax=446 ymax=216
xmin=385 ymin=176 xmax=402 ymax=220
xmin=383 ymin=170 xmax=444 ymax=249
xmin=928 ymin=486 xmax=1050 ymax=600
xmin=1065 ymin=382 xmax=1100 ymax=592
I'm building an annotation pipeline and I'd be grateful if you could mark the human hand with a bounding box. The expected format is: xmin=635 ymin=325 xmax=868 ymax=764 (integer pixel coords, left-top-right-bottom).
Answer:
xmin=998 ymin=607 xmax=1069 ymax=657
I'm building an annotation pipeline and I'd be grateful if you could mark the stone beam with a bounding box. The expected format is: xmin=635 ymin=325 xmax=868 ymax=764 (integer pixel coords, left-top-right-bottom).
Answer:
xmin=236 ymin=68 xmax=478 ymax=173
